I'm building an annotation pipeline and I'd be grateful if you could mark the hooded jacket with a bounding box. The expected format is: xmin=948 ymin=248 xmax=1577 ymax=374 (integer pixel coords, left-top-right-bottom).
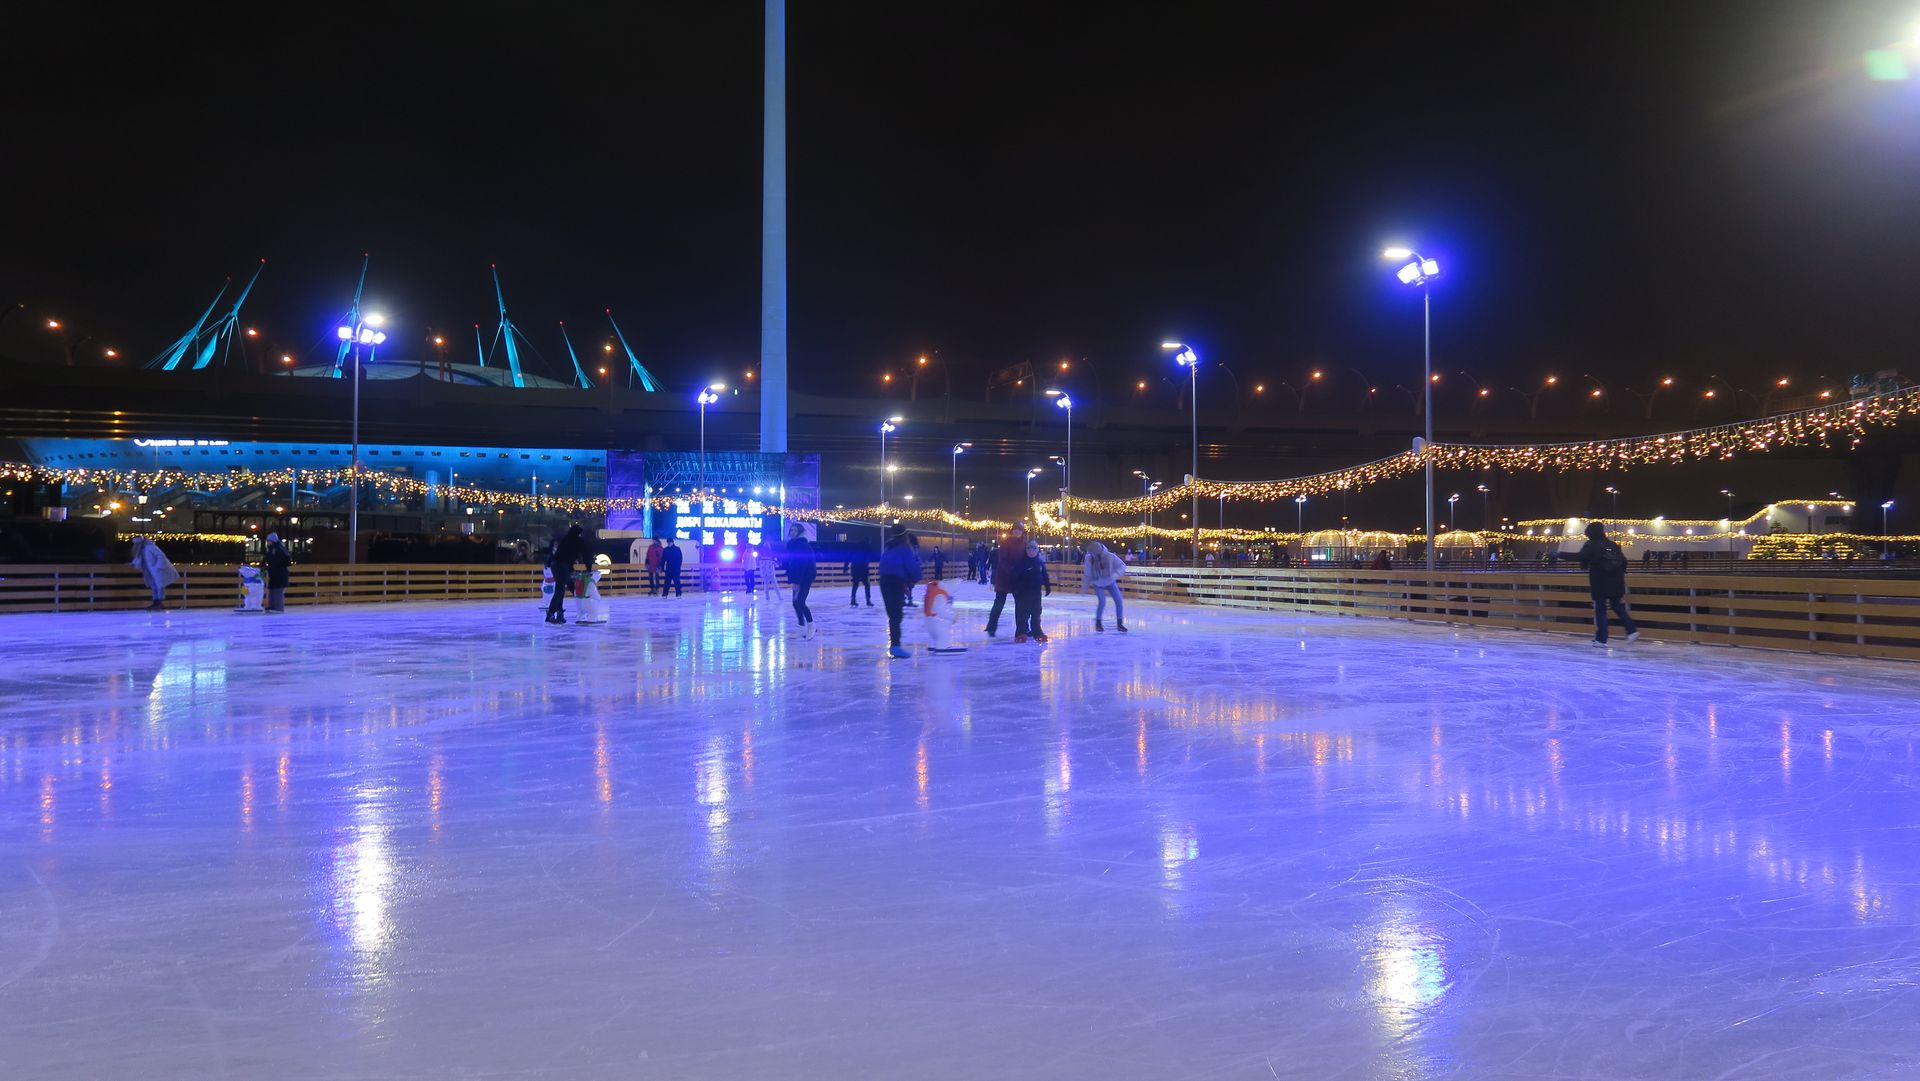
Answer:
xmin=1082 ymin=541 xmax=1126 ymax=589
xmin=1574 ymin=524 xmax=1629 ymax=599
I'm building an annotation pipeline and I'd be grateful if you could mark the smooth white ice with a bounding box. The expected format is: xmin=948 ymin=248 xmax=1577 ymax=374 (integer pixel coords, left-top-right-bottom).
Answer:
xmin=2 ymin=580 xmax=1919 ymax=1080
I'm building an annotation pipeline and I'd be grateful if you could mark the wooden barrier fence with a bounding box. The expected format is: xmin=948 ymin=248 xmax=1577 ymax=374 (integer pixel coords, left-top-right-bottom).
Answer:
xmin=0 ymin=561 xmax=880 ymax=614
xmin=7 ymin=559 xmax=1920 ymax=662
xmin=1043 ymin=563 xmax=1920 ymax=662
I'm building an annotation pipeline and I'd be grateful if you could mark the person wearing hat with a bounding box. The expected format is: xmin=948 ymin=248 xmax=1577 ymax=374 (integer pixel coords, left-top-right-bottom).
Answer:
xmin=264 ymin=532 xmax=291 ymax=613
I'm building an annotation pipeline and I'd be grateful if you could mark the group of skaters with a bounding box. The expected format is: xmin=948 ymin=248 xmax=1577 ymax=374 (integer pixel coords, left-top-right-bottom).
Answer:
xmin=540 ymin=519 xmax=1132 ymax=657
xmin=128 ymin=534 xmax=289 ymax=613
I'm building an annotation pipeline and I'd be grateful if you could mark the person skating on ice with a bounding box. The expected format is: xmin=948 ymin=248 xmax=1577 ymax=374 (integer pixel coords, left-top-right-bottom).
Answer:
xmin=263 ymin=532 xmax=291 ymax=613
xmin=984 ymin=522 xmax=1027 ymax=637
xmin=782 ymin=523 xmax=818 ymax=638
xmin=660 ymin=538 xmax=684 ymax=597
xmin=644 ymin=537 xmax=665 ymax=595
xmin=878 ymin=525 xmax=923 ymax=659
xmin=1010 ymin=539 xmax=1051 ymax=643
xmin=545 ymin=523 xmax=586 ymax=624
xmin=130 ymin=536 xmax=179 ymax=610
xmin=846 ymin=544 xmax=874 ymax=606
xmin=1565 ymin=521 xmax=1640 ymax=646
xmin=1082 ymin=539 xmax=1128 ymax=632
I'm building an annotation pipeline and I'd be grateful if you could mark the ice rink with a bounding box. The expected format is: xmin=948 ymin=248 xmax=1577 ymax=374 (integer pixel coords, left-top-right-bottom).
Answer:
xmin=3 ymin=581 xmax=1919 ymax=1079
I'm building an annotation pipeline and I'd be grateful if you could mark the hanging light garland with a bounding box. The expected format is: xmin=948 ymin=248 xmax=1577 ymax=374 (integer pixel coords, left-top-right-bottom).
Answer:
xmin=1063 ymin=386 xmax=1920 ymax=518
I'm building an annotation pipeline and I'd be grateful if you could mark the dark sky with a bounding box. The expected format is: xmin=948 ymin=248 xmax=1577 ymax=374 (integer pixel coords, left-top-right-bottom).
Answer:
xmin=5 ymin=1 xmax=1920 ymax=401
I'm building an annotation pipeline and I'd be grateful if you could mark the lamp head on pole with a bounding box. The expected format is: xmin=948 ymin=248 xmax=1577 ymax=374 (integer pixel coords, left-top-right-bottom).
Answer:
xmin=1384 ymin=247 xmax=1439 ymax=287
xmin=879 ymin=420 xmax=897 ymax=434
xmin=1162 ymin=341 xmax=1198 ymax=368
xmin=953 ymin=441 xmax=971 ymax=455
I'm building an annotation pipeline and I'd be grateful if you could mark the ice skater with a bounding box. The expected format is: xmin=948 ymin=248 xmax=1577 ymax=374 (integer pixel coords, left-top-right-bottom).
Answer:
xmin=129 ymin=536 xmax=179 ymax=610
xmin=783 ymin=523 xmax=818 ymax=638
xmin=879 ymin=525 xmax=923 ymax=659
xmin=756 ymin=542 xmax=784 ymax=602
xmin=545 ymin=523 xmax=586 ymax=624
xmin=846 ymin=545 xmax=874 ymax=606
xmin=984 ymin=522 xmax=1027 ymax=637
xmin=1082 ymin=540 xmax=1128 ymax=632
xmin=1011 ymin=539 xmax=1051 ymax=643
xmin=930 ymin=545 xmax=947 ymax=582
xmin=644 ymin=537 xmax=665 ymax=595
xmin=660 ymin=539 xmax=684 ymax=597
xmin=264 ymin=532 xmax=290 ymax=613
xmin=1567 ymin=522 xmax=1639 ymax=646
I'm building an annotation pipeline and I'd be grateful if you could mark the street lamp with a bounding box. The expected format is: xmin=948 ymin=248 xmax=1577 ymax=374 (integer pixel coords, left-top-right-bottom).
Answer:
xmin=696 ymin=383 xmax=726 ymax=497
xmin=1163 ymin=341 xmax=1201 ymax=566
xmin=1447 ymin=492 xmax=1460 ymax=530
xmin=1476 ymin=483 xmax=1491 ymax=530
xmin=878 ymin=416 xmax=903 ymax=507
xmin=1382 ymin=247 xmax=1440 ymax=569
xmin=1294 ymin=494 xmax=1307 ymax=534
xmin=1132 ymin=470 xmax=1153 ymax=532
xmin=1605 ymin=485 xmax=1620 ymax=518
xmin=963 ymin=484 xmax=975 ymax=517
xmin=950 ymin=441 xmax=972 ymax=523
xmin=1722 ymin=489 xmax=1737 ymax=558
xmin=1048 ymin=391 xmax=1073 ymax=539
xmin=1025 ymin=467 xmax=1043 ymax=513
xmin=1882 ymin=500 xmax=1895 ymax=556
xmin=334 ymin=312 xmax=389 ymax=564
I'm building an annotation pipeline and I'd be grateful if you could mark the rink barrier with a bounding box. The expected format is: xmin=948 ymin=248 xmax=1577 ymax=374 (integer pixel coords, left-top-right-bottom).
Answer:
xmin=1048 ymin=565 xmax=1920 ymax=662
xmin=8 ymin=561 xmax=1919 ymax=660
xmin=0 ymin=562 xmax=879 ymax=613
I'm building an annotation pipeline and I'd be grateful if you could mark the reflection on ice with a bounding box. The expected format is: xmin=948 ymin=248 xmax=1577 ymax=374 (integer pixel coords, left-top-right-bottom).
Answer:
xmin=2 ymin=593 xmax=1919 ymax=1079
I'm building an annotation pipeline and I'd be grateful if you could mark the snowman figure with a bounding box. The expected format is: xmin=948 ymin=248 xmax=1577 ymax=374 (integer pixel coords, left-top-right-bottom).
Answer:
xmin=575 ymin=553 xmax=613 ymax=624
xmin=235 ymin=565 xmax=265 ymax=613
xmin=923 ymin=580 xmax=967 ymax=654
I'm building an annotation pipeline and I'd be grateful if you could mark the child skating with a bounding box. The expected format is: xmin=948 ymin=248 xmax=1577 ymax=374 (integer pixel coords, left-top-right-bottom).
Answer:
xmin=1011 ymin=540 xmax=1051 ymax=643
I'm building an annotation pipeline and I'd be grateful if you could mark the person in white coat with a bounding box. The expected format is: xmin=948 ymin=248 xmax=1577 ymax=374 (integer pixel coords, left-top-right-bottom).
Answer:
xmin=129 ymin=536 xmax=180 ymax=610
xmin=1082 ymin=540 xmax=1128 ymax=633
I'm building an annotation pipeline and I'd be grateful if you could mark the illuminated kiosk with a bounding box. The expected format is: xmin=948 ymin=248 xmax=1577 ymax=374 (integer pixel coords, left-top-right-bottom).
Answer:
xmin=604 ymin=450 xmax=820 ymax=568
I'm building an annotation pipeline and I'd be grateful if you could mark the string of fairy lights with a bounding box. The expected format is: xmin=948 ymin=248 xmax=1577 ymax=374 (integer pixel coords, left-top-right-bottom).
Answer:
xmin=9 ymin=384 xmax=1920 ymax=543
xmin=1065 ymin=384 xmax=1920 ymax=517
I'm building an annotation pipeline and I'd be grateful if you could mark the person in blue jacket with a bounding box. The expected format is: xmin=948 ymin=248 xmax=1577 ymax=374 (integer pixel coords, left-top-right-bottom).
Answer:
xmin=878 ymin=525 xmax=923 ymax=659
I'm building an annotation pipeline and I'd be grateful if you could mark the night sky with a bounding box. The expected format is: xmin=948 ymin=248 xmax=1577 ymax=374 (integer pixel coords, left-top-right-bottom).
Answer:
xmin=6 ymin=1 xmax=1920 ymax=402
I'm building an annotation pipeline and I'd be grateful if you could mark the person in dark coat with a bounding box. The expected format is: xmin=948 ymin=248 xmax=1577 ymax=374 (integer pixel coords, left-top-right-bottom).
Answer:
xmin=878 ymin=526 xmax=923 ymax=658
xmin=965 ymin=546 xmax=978 ymax=582
xmin=644 ymin=538 xmax=665 ymax=595
xmin=984 ymin=523 xmax=1028 ymax=637
xmin=930 ymin=546 xmax=947 ymax=582
xmin=546 ymin=524 xmax=586 ymax=623
xmin=783 ymin=523 xmax=818 ymax=637
xmin=846 ymin=545 xmax=874 ymax=606
xmin=660 ymin=540 xmax=684 ymax=597
xmin=1570 ymin=522 xmax=1639 ymax=646
xmin=1010 ymin=540 xmax=1052 ymax=643
xmin=263 ymin=532 xmax=291 ymax=613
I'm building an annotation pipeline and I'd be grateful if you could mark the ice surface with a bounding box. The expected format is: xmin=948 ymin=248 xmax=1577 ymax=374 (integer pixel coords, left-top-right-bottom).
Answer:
xmin=2 ymin=581 xmax=1919 ymax=1080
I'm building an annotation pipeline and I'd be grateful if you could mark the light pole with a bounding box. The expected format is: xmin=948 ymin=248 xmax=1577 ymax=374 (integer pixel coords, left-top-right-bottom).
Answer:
xmin=1882 ymin=500 xmax=1894 ymax=556
xmin=1382 ymin=248 xmax=1440 ymax=570
xmin=1605 ymin=485 xmax=1620 ymax=519
xmin=1723 ymin=489 xmax=1737 ymax=558
xmin=1476 ymin=483 xmax=1491 ymax=530
xmin=1294 ymin=494 xmax=1307 ymax=534
xmin=878 ymin=416 xmax=903 ymax=507
xmin=963 ymin=484 xmax=975 ymax=517
xmin=1048 ymin=391 xmax=1073 ymax=540
xmin=1163 ymin=341 xmax=1201 ymax=566
xmin=334 ymin=312 xmax=389 ymax=564
xmin=950 ymin=441 xmax=972 ymax=521
xmin=1447 ymin=492 xmax=1460 ymax=531
xmin=697 ymin=383 xmax=726 ymax=497
xmin=1132 ymin=470 xmax=1153 ymax=533
xmin=1025 ymin=467 xmax=1042 ymax=515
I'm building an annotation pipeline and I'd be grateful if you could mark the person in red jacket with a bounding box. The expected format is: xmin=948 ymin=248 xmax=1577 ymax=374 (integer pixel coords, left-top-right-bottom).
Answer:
xmin=643 ymin=538 xmax=665 ymax=596
xmin=984 ymin=522 xmax=1027 ymax=637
